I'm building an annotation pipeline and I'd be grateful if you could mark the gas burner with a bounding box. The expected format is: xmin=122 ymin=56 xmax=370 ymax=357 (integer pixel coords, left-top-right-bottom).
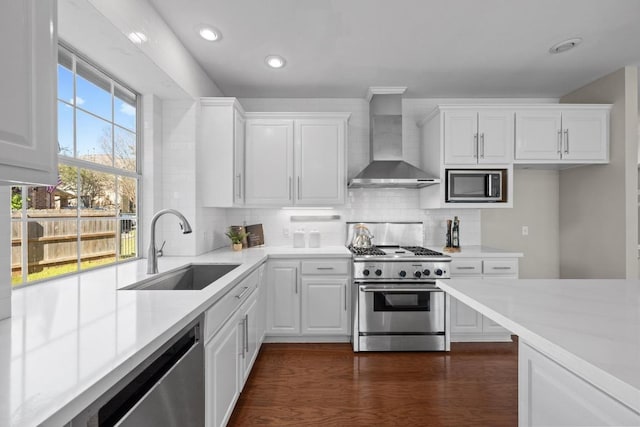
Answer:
xmin=401 ymin=246 xmax=445 ymax=257
xmin=347 ymin=245 xmax=386 ymax=256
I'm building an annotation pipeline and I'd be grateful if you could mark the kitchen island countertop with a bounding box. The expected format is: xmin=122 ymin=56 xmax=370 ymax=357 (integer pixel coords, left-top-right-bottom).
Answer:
xmin=0 ymin=246 xmax=351 ymax=427
xmin=436 ymin=278 xmax=640 ymax=414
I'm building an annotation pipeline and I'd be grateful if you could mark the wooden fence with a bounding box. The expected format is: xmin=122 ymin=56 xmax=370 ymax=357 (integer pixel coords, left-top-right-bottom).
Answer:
xmin=11 ymin=210 xmax=137 ymax=274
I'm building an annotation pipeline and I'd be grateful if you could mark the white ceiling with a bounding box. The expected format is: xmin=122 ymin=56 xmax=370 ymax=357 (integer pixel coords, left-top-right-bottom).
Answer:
xmin=147 ymin=0 xmax=640 ymax=98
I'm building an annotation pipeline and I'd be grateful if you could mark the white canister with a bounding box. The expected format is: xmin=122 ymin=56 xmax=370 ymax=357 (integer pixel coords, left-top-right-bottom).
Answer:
xmin=293 ymin=229 xmax=306 ymax=248
xmin=308 ymin=230 xmax=320 ymax=248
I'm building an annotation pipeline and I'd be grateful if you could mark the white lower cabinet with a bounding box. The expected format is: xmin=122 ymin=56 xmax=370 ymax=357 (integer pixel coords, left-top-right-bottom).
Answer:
xmin=205 ymin=314 xmax=240 ymax=427
xmin=257 ymin=263 xmax=267 ymax=342
xmin=239 ymin=296 xmax=259 ymax=384
xmin=204 ymin=265 xmax=265 ymax=427
xmin=266 ymin=261 xmax=300 ymax=335
xmin=519 ymin=341 xmax=640 ymax=426
xmin=301 ymin=277 xmax=349 ymax=335
xmin=266 ymin=258 xmax=350 ymax=339
xmin=450 ymin=257 xmax=518 ymax=342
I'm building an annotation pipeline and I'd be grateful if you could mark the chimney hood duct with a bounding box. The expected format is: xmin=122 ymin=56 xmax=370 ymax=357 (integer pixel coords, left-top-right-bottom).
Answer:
xmin=348 ymin=89 xmax=440 ymax=189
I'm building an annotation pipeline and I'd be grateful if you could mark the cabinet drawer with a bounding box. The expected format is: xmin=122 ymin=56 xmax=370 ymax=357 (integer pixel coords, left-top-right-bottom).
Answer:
xmin=450 ymin=259 xmax=482 ymax=276
xmin=483 ymin=259 xmax=519 ymax=275
xmin=301 ymin=260 xmax=349 ymax=275
xmin=204 ymin=269 xmax=259 ymax=341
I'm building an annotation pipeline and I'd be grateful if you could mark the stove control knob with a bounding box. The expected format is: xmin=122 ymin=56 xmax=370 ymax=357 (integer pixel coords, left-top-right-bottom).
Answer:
xmin=435 ymin=269 xmax=443 ymax=276
xmin=422 ymin=269 xmax=431 ymax=276
xmin=375 ymin=269 xmax=383 ymax=276
xmin=399 ymin=270 xmax=407 ymax=277
xmin=414 ymin=271 xmax=422 ymax=278
xmin=362 ymin=269 xmax=370 ymax=276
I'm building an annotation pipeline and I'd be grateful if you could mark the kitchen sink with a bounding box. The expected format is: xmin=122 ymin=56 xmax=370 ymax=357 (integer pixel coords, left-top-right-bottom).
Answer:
xmin=122 ymin=264 xmax=240 ymax=291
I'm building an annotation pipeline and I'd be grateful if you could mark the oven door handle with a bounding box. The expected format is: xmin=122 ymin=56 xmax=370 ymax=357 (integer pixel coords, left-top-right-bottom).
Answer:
xmin=360 ymin=287 xmax=442 ymax=293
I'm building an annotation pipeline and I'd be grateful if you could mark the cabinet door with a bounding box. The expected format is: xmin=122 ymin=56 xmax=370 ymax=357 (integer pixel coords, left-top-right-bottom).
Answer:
xmin=561 ymin=109 xmax=609 ymax=161
xmin=301 ymin=278 xmax=349 ymax=335
xmin=266 ymin=261 xmax=300 ymax=335
xmin=200 ymin=99 xmax=243 ymax=207
xmin=233 ymin=111 xmax=246 ymax=205
xmin=444 ymin=111 xmax=478 ymax=164
xmin=244 ymin=119 xmax=294 ymax=205
xmin=519 ymin=341 xmax=640 ymax=427
xmin=240 ymin=296 xmax=259 ymax=385
xmin=205 ymin=316 xmax=240 ymax=427
xmin=294 ymin=119 xmax=345 ymax=205
xmin=0 ymin=0 xmax=58 ymax=185
xmin=257 ymin=263 xmax=267 ymax=343
xmin=478 ymin=110 xmax=513 ymax=164
xmin=515 ymin=111 xmax=562 ymax=160
xmin=450 ymin=296 xmax=483 ymax=335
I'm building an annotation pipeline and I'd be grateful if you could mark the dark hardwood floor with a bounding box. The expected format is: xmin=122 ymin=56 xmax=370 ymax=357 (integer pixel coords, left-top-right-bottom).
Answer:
xmin=228 ymin=341 xmax=518 ymax=426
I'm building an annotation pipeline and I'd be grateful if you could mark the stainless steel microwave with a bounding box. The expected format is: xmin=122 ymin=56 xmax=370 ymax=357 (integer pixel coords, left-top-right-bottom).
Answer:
xmin=445 ymin=169 xmax=507 ymax=203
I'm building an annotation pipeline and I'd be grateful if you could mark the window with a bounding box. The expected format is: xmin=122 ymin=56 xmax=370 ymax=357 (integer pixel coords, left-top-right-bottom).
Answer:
xmin=10 ymin=45 xmax=140 ymax=286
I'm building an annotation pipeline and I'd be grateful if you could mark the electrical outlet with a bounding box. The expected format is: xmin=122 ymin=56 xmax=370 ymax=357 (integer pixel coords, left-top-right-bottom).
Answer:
xmin=522 ymin=225 xmax=529 ymax=236
xmin=283 ymin=227 xmax=289 ymax=237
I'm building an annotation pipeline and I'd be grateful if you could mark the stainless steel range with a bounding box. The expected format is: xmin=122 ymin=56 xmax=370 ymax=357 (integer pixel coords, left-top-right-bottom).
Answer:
xmin=348 ymin=222 xmax=451 ymax=352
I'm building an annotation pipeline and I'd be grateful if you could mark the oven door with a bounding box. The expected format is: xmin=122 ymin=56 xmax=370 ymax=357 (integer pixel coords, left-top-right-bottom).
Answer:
xmin=358 ymin=284 xmax=445 ymax=334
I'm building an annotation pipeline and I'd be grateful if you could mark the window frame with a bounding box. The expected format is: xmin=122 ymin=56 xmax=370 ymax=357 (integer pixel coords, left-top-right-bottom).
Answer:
xmin=10 ymin=43 xmax=142 ymax=287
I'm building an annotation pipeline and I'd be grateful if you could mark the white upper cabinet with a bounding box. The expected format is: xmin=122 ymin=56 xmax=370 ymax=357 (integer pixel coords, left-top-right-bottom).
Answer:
xmin=444 ymin=109 xmax=513 ymax=165
xmin=199 ymin=98 xmax=246 ymax=207
xmin=561 ymin=109 xmax=610 ymax=161
xmin=0 ymin=0 xmax=58 ymax=185
xmin=233 ymin=111 xmax=246 ymax=205
xmin=244 ymin=113 xmax=349 ymax=207
xmin=244 ymin=119 xmax=295 ymax=206
xmin=478 ymin=111 xmax=514 ymax=163
xmin=294 ymin=119 xmax=346 ymax=206
xmin=515 ymin=106 xmax=610 ymax=163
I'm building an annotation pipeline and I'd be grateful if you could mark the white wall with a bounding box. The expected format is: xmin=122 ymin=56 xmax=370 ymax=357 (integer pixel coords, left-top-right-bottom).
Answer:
xmin=0 ymin=188 xmax=9 ymax=319
xmin=482 ymin=169 xmax=560 ymax=278
xmin=141 ymin=95 xmax=163 ymax=255
xmin=559 ymin=67 xmax=639 ymax=279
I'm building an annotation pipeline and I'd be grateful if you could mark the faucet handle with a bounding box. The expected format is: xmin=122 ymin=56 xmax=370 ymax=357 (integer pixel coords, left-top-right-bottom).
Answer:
xmin=157 ymin=240 xmax=166 ymax=257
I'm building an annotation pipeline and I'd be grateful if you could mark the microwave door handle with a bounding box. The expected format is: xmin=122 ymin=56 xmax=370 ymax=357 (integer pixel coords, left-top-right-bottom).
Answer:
xmin=486 ymin=174 xmax=493 ymax=197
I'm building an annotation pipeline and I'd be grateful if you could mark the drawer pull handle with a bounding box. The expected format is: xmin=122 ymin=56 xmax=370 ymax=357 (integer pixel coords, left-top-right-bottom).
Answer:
xmin=492 ymin=266 xmax=512 ymax=270
xmin=316 ymin=267 xmax=335 ymax=270
xmin=235 ymin=286 xmax=250 ymax=299
xmin=456 ymin=266 xmax=476 ymax=270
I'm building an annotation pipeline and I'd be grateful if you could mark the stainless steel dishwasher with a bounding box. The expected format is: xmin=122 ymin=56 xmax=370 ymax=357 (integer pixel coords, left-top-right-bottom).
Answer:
xmin=71 ymin=316 xmax=204 ymax=427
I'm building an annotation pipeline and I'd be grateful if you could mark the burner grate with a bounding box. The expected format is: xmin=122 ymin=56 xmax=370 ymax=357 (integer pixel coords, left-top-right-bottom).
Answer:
xmin=348 ymin=245 xmax=386 ymax=256
xmin=401 ymin=246 xmax=444 ymax=256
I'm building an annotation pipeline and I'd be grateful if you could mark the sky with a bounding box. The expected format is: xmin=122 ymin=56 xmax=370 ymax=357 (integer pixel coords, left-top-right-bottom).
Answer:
xmin=57 ymin=64 xmax=136 ymax=163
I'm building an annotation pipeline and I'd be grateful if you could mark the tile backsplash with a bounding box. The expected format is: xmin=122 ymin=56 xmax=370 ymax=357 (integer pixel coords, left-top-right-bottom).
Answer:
xmin=226 ymin=188 xmax=480 ymax=249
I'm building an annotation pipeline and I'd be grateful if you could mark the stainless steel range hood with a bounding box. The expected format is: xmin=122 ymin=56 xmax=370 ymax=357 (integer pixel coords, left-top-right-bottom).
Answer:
xmin=348 ymin=89 xmax=440 ymax=189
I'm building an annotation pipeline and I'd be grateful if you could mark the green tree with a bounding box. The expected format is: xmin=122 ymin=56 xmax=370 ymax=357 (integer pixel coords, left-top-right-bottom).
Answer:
xmin=11 ymin=192 xmax=22 ymax=210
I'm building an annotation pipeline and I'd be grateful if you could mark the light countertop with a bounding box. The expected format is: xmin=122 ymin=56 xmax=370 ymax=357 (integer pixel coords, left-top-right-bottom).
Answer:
xmin=436 ymin=278 xmax=640 ymax=413
xmin=443 ymin=245 xmax=523 ymax=258
xmin=0 ymin=246 xmax=351 ymax=427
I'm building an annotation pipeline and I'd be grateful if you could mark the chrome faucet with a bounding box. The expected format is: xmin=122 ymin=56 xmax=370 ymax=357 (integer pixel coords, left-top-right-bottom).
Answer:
xmin=147 ymin=209 xmax=193 ymax=274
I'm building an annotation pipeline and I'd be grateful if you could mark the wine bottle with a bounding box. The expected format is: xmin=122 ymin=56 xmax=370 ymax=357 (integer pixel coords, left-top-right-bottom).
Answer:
xmin=452 ymin=216 xmax=460 ymax=248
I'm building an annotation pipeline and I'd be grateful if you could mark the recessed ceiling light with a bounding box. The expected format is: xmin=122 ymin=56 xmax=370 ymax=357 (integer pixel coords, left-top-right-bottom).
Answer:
xmin=265 ymin=55 xmax=286 ymax=69
xmin=549 ymin=38 xmax=582 ymax=54
xmin=199 ymin=26 xmax=221 ymax=41
xmin=128 ymin=31 xmax=148 ymax=44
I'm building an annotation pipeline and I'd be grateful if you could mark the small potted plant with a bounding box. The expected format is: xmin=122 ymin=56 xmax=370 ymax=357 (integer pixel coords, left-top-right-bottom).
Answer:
xmin=226 ymin=227 xmax=248 ymax=251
